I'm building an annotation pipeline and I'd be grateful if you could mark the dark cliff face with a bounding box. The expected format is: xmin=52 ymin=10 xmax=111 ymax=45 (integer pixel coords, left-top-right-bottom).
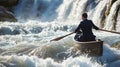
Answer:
xmin=0 ymin=6 xmax=17 ymax=22
xmin=0 ymin=0 xmax=19 ymax=22
xmin=0 ymin=0 xmax=19 ymax=7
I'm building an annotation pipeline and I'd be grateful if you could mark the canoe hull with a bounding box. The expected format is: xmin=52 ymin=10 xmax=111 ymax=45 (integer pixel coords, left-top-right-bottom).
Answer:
xmin=75 ymin=40 xmax=103 ymax=56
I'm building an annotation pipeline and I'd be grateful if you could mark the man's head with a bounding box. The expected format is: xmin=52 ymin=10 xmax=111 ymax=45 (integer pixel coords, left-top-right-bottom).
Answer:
xmin=82 ymin=13 xmax=88 ymax=20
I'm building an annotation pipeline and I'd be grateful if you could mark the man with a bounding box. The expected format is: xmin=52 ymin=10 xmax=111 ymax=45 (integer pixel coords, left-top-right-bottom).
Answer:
xmin=74 ymin=13 xmax=99 ymax=42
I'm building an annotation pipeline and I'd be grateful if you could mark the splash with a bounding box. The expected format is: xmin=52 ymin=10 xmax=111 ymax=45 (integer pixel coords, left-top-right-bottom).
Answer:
xmin=0 ymin=55 xmax=103 ymax=67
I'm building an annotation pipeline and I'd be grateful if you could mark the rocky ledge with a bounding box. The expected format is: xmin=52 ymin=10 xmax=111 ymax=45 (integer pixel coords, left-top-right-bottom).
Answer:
xmin=0 ymin=0 xmax=19 ymax=22
xmin=0 ymin=6 xmax=17 ymax=22
xmin=0 ymin=0 xmax=19 ymax=7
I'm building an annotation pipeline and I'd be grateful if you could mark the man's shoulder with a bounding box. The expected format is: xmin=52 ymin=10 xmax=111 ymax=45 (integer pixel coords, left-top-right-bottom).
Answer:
xmin=87 ymin=20 xmax=92 ymax=22
xmin=80 ymin=19 xmax=93 ymax=23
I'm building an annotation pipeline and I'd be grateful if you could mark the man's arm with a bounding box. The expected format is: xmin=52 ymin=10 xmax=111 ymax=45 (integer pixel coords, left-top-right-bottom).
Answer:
xmin=74 ymin=23 xmax=82 ymax=33
xmin=90 ymin=20 xmax=99 ymax=30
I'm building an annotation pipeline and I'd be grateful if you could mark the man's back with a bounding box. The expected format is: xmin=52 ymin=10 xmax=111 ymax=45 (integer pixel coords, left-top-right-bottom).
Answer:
xmin=74 ymin=19 xmax=99 ymax=42
xmin=80 ymin=19 xmax=99 ymax=36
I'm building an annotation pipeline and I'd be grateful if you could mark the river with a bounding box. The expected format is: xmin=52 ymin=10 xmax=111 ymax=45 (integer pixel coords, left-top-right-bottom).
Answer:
xmin=0 ymin=0 xmax=120 ymax=67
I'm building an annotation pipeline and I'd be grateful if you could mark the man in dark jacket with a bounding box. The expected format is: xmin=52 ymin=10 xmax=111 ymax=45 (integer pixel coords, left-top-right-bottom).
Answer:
xmin=74 ymin=13 xmax=99 ymax=42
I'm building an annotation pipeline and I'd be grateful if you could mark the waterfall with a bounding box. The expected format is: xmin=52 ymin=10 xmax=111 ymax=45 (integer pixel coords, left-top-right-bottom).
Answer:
xmin=56 ymin=0 xmax=74 ymax=21
xmin=14 ymin=0 xmax=120 ymax=31
xmin=91 ymin=0 xmax=108 ymax=27
xmin=14 ymin=0 xmax=63 ymax=22
xmin=116 ymin=8 xmax=120 ymax=32
xmin=104 ymin=0 xmax=120 ymax=30
xmin=32 ymin=0 xmax=38 ymax=17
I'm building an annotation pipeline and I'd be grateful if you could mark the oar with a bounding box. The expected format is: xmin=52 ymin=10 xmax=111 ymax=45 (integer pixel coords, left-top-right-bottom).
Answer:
xmin=50 ymin=29 xmax=120 ymax=42
xmin=100 ymin=29 xmax=120 ymax=34
xmin=50 ymin=32 xmax=74 ymax=42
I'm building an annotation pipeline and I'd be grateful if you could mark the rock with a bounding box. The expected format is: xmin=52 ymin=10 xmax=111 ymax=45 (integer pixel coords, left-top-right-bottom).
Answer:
xmin=12 ymin=29 xmax=20 ymax=35
xmin=111 ymin=41 xmax=120 ymax=49
xmin=0 ymin=27 xmax=12 ymax=35
xmin=0 ymin=6 xmax=17 ymax=22
xmin=0 ymin=0 xmax=19 ymax=7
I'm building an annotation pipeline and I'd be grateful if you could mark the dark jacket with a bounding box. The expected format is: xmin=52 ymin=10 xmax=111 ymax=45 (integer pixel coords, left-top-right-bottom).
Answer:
xmin=74 ymin=19 xmax=99 ymax=42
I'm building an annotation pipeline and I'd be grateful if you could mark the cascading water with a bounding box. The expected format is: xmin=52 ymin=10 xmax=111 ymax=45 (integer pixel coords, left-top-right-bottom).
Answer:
xmin=0 ymin=0 xmax=120 ymax=67
xmin=104 ymin=0 xmax=120 ymax=30
xmin=116 ymin=8 xmax=120 ymax=32
xmin=14 ymin=0 xmax=63 ymax=22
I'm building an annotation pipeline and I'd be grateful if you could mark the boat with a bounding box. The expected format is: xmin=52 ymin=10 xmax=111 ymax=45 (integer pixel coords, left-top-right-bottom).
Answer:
xmin=74 ymin=39 xmax=103 ymax=56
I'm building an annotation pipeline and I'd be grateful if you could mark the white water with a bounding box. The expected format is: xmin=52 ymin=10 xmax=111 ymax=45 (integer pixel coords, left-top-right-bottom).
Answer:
xmin=0 ymin=0 xmax=120 ymax=67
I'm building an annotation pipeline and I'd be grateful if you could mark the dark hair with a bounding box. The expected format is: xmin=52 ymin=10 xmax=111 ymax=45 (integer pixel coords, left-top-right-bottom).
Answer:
xmin=82 ymin=13 xmax=88 ymax=18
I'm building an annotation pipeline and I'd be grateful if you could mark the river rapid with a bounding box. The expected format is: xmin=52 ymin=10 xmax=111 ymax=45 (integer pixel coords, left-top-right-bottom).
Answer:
xmin=0 ymin=0 xmax=120 ymax=67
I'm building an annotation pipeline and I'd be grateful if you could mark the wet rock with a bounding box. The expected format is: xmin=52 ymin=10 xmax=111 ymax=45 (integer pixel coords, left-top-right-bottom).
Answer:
xmin=0 ymin=6 xmax=17 ymax=22
xmin=12 ymin=30 xmax=20 ymax=35
xmin=0 ymin=0 xmax=19 ymax=7
xmin=111 ymin=41 xmax=120 ymax=49
xmin=0 ymin=27 xmax=12 ymax=35
xmin=0 ymin=27 xmax=28 ymax=35
xmin=29 ymin=27 xmax=43 ymax=34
